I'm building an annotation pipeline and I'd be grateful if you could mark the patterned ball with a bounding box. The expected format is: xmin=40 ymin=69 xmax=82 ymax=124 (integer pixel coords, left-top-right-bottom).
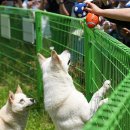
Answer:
xmin=86 ymin=13 xmax=99 ymax=28
xmin=74 ymin=2 xmax=87 ymax=18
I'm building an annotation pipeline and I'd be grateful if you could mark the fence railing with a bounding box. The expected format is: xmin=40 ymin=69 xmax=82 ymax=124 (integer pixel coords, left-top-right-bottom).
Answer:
xmin=0 ymin=6 xmax=37 ymax=97
xmin=35 ymin=10 xmax=86 ymax=96
xmin=0 ymin=6 xmax=130 ymax=130
xmin=84 ymin=25 xmax=130 ymax=130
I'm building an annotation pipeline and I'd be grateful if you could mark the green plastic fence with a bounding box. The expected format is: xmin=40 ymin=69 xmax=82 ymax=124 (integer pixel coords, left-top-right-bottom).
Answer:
xmin=84 ymin=26 xmax=130 ymax=130
xmin=0 ymin=6 xmax=130 ymax=130
xmin=0 ymin=6 xmax=37 ymax=97
xmin=35 ymin=10 xmax=130 ymax=130
xmin=35 ymin=10 xmax=86 ymax=95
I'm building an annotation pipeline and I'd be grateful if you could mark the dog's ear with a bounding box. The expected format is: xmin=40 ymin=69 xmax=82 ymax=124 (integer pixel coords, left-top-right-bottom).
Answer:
xmin=37 ymin=53 xmax=46 ymax=66
xmin=16 ymin=85 xmax=23 ymax=93
xmin=51 ymin=50 xmax=60 ymax=63
xmin=9 ymin=91 xmax=14 ymax=104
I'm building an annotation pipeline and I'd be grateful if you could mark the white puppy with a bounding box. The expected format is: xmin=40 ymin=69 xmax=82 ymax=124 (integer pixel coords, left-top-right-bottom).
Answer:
xmin=0 ymin=85 xmax=35 ymax=130
xmin=38 ymin=50 xmax=110 ymax=130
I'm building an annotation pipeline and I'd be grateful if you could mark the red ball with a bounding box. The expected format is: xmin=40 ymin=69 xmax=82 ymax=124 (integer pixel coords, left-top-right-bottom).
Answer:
xmin=86 ymin=13 xmax=99 ymax=28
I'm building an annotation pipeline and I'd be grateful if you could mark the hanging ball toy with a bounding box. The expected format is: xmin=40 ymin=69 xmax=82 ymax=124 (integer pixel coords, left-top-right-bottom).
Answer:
xmin=74 ymin=2 xmax=87 ymax=18
xmin=86 ymin=13 xmax=99 ymax=28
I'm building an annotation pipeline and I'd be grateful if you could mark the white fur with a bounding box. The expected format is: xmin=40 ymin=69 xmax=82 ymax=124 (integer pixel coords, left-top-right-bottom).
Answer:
xmin=38 ymin=50 xmax=111 ymax=130
xmin=0 ymin=86 xmax=35 ymax=130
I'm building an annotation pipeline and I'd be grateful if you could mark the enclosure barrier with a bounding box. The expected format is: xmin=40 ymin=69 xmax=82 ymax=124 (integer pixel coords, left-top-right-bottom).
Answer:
xmin=35 ymin=10 xmax=86 ymax=95
xmin=0 ymin=6 xmax=37 ymax=97
xmin=84 ymin=26 xmax=130 ymax=130
xmin=0 ymin=6 xmax=130 ymax=130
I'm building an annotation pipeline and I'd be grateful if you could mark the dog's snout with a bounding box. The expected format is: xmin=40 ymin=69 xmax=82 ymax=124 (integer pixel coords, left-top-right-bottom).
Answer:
xmin=30 ymin=98 xmax=35 ymax=103
xmin=64 ymin=50 xmax=71 ymax=58
xmin=65 ymin=50 xmax=69 ymax=53
xmin=61 ymin=50 xmax=69 ymax=54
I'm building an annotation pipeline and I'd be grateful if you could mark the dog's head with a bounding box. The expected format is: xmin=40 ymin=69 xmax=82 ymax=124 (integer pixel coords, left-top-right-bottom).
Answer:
xmin=37 ymin=50 xmax=71 ymax=73
xmin=8 ymin=85 xmax=35 ymax=113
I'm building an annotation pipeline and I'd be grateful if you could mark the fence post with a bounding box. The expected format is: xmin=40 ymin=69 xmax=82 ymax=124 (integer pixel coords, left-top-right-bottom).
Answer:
xmin=35 ymin=11 xmax=43 ymax=100
xmin=84 ymin=20 xmax=92 ymax=101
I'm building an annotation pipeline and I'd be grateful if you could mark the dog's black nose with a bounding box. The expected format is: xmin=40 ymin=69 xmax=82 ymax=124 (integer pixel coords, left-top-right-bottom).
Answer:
xmin=30 ymin=98 xmax=35 ymax=103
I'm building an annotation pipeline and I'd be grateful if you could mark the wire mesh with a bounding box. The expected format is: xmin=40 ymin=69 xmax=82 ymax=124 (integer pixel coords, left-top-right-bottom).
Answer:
xmin=0 ymin=6 xmax=37 ymax=97
xmin=36 ymin=11 xmax=86 ymax=94
xmin=84 ymin=26 xmax=130 ymax=130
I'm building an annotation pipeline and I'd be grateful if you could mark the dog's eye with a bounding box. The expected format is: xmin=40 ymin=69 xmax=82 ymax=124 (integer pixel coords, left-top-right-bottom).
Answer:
xmin=68 ymin=60 xmax=71 ymax=65
xmin=19 ymin=99 xmax=25 ymax=104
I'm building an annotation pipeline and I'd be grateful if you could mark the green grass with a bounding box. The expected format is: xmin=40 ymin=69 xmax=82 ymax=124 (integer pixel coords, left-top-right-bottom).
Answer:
xmin=0 ymin=85 xmax=54 ymax=130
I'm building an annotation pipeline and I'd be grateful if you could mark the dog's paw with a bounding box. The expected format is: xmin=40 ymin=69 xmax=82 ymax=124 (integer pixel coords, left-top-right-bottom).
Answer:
xmin=99 ymin=98 xmax=108 ymax=106
xmin=103 ymin=80 xmax=111 ymax=90
xmin=103 ymin=98 xmax=108 ymax=103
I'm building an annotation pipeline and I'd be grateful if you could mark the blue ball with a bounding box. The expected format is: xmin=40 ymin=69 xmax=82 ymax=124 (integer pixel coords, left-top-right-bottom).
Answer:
xmin=74 ymin=2 xmax=87 ymax=18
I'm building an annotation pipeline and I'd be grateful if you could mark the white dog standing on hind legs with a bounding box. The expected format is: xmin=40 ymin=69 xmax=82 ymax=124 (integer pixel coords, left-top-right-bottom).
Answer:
xmin=0 ymin=85 xmax=35 ymax=130
xmin=38 ymin=50 xmax=111 ymax=130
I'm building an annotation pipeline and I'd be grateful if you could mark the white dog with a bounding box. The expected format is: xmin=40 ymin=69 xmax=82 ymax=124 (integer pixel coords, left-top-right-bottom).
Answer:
xmin=0 ymin=85 xmax=35 ymax=130
xmin=38 ymin=50 xmax=110 ymax=130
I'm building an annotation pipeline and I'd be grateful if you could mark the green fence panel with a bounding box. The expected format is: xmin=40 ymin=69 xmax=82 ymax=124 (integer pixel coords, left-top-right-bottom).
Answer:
xmin=0 ymin=6 xmax=37 ymax=97
xmin=84 ymin=25 xmax=130 ymax=130
xmin=35 ymin=11 xmax=86 ymax=94
xmin=85 ymin=27 xmax=130 ymax=96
